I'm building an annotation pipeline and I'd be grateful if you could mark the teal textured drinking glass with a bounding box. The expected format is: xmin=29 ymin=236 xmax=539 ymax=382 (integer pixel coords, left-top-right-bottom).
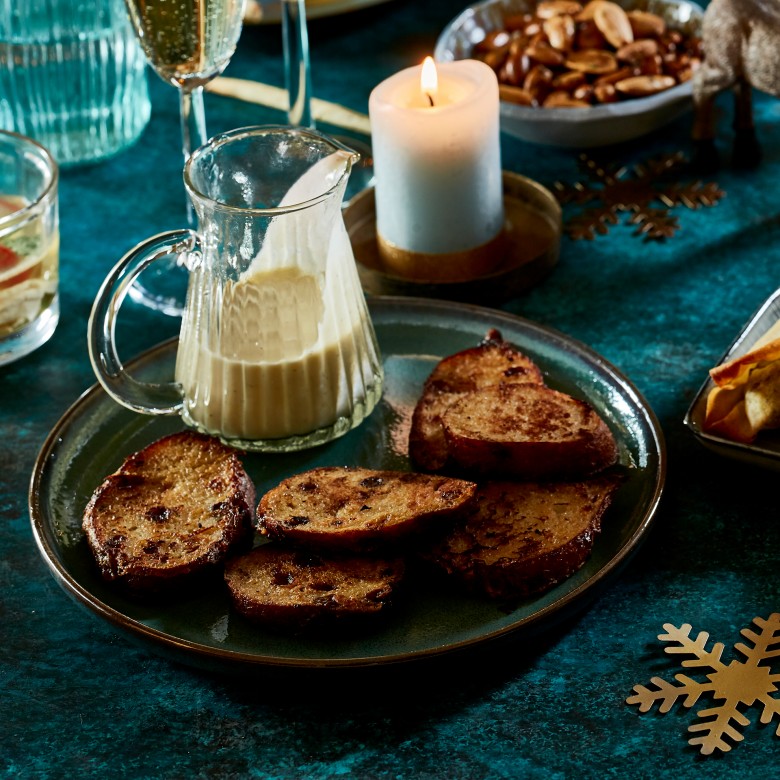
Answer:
xmin=0 ymin=0 xmax=151 ymax=167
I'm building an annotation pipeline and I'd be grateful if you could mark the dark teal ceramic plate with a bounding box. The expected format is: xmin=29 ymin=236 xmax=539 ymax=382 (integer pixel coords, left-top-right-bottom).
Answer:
xmin=30 ymin=296 xmax=665 ymax=671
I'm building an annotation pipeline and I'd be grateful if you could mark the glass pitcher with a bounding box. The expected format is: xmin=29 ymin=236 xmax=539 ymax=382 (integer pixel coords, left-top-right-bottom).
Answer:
xmin=89 ymin=125 xmax=384 ymax=452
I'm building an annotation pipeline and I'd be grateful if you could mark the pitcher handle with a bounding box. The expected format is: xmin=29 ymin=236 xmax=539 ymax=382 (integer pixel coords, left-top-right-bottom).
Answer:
xmin=88 ymin=229 xmax=197 ymax=415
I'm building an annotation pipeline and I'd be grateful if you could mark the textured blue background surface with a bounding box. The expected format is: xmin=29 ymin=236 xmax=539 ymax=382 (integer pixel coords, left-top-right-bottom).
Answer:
xmin=3 ymin=0 xmax=780 ymax=776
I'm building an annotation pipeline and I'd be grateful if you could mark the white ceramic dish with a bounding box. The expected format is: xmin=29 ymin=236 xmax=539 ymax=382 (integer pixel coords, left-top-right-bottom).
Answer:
xmin=434 ymin=0 xmax=704 ymax=148
xmin=684 ymin=287 xmax=780 ymax=471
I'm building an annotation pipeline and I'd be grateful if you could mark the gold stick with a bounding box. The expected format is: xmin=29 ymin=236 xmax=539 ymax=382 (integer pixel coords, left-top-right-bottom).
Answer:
xmin=206 ymin=76 xmax=372 ymax=136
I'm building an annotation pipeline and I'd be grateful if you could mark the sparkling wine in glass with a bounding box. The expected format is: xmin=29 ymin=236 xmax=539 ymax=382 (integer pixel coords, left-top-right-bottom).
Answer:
xmin=124 ymin=0 xmax=246 ymax=315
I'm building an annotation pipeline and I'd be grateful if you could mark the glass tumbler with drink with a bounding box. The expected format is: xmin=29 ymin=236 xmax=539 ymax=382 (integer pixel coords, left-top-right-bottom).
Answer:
xmin=0 ymin=131 xmax=59 ymax=367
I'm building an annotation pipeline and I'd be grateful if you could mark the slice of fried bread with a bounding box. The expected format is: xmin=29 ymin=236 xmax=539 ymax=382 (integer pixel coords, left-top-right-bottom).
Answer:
xmin=424 ymin=476 xmax=622 ymax=601
xmin=441 ymin=383 xmax=618 ymax=479
xmin=257 ymin=466 xmax=477 ymax=551
xmin=224 ymin=545 xmax=405 ymax=630
xmin=82 ymin=431 xmax=255 ymax=591
xmin=409 ymin=329 xmax=545 ymax=471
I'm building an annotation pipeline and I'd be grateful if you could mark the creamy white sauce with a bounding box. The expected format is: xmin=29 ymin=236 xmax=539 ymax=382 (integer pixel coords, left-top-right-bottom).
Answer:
xmin=176 ymin=266 xmax=375 ymax=440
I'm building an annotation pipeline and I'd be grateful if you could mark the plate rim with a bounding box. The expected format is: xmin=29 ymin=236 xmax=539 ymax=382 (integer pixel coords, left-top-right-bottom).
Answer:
xmin=29 ymin=295 xmax=667 ymax=671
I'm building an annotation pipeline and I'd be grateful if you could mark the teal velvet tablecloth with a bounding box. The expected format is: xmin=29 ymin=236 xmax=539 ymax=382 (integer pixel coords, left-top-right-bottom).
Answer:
xmin=4 ymin=1 xmax=780 ymax=777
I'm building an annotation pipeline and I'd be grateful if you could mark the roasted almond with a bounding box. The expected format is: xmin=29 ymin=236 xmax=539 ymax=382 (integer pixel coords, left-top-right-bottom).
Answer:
xmin=615 ymin=73 xmax=675 ymax=96
xmin=639 ymin=54 xmax=664 ymax=76
xmin=524 ymin=20 xmax=543 ymax=36
xmin=565 ymin=48 xmax=618 ymax=74
xmin=536 ymin=0 xmax=583 ymax=19
xmin=674 ymin=63 xmax=696 ymax=82
xmin=475 ymin=30 xmax=512 ymax=53
xmin=572 ymin=83 xmax=595 ymax=102
xmin=523 ymin=63 xmax=555 ymax=101
xmin=616 ymin=38 xmax=659 ymax=63
xmin=543 ymin=90 xmax=591 ymax=107
xmin=666 ymin=54 xmax=701 ymax=81
xmin=593 ymin=82 xmax=618 ymax=102
xmin=552 ymin=69 xmax=587 ymax=90
xmin=574 ymin=18 xmax=607 ymax=49
xmin=593 ymin=1 xmax=634 ymax=48
xmin=481 ymin=49 xmax=509 ymax=70
xmin=627 ymin=10 xmax=666 ymax=39
xmin=504 ymin=13 xmax=534 ymax=32
xmin=544 ymin=14 xmax=576 ymax=50
xmin=499 ymin=84 xmax=537 ymax=106
xmin=527 ymin=40 xmax=567 ymax=66
xmin=500 ymin=47 xmax=531 ymax=85
xmin=594 ymin=64 xmax=635 ymax=85
xmin=575 ymin=0 xmax=608 ymax=21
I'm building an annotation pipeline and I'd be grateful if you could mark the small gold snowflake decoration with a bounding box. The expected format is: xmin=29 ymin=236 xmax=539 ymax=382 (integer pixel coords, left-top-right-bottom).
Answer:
xmin=553 ymin=152 xmax=725 ymax=241
xmin=627 ymin=614 xmax=780 ymax=754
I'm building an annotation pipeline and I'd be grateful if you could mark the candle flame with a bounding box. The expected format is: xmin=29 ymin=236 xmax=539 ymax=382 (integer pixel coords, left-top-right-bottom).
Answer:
xmin=421 ymin=56 xmax=438 ymax=105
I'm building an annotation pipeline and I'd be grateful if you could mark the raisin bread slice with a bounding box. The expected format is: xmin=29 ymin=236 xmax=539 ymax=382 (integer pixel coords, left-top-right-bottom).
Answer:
xmin=424 ymin=476 xmax=622 ymax=601
xmin=82 ymin=431 xmax=255 ymax=591
xmin=409 ymin=329 xmax=545 ymax=472
xmin=224 ymin=545 xmax=405 ymax=630
xmin=441 ymin=383 xmax=619 ymax=479
xmin=257 ymin=466 xmax=477 ymax=552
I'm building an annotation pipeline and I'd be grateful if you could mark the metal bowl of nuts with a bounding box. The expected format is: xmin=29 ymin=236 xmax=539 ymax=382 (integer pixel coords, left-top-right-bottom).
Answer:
xmin=434 ymin=0 xmax=704 ymax=148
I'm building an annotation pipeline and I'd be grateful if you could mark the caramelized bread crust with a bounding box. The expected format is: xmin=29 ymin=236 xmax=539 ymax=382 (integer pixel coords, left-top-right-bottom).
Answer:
xmin=224 ymin=545 xmax=405 ymax=630
xmin=409 ymin=329 xmax=545 ymax=471
xmin=442 ymin=384 xmax=619 ymax=479
xmin=82 ymin=431 xmax=255 ymax=591
xmin=258 ymin=466 xmax=477 ymax=551
xmin=425 ymin=476 xmax=622 ymax=601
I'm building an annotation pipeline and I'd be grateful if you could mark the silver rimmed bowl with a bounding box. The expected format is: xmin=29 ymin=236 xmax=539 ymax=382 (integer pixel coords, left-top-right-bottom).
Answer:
xmin=434 ymin=0 xmax=704 ymax=148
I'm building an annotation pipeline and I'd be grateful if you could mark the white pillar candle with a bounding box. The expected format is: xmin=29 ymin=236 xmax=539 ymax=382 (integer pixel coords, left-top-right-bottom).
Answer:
xmin=368 ymin=58 xmax=504 ymax=262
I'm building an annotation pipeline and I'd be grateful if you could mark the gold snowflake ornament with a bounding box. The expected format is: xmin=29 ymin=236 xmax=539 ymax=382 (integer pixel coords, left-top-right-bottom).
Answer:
xmin=553 ymin=152 xmax=725 ymax=241
xmin=627 ymin=614 xmax=780 ymax=754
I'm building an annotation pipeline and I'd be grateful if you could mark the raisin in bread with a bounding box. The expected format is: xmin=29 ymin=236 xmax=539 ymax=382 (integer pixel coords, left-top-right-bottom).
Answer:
xmin=409 ymin=329 xmax=545 ymax=472
xmin=258 ymin=466 xmax=476 ymax=552
xmin=441 ymin=383 xmax=619 ymax=479
xmin=82 ymin=431 xmax=255 ymax=591
xmin=424 ymin=476 xmax=622 ymax=601
xmin=224 ymin=545 xmax=405 ymax=630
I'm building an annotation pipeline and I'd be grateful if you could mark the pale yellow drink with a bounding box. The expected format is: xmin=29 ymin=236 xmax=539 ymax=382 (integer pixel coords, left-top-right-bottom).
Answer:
xmin=124 ymin=0 xmax=245 ymax=86
xmin=0 ymin=196 xmax=59 ymax=339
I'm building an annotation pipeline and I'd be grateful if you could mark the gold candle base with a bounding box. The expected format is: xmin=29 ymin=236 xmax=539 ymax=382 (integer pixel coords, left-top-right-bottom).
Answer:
xmin=344 ymin=171 xmax=562 ymax=304
xmin=377 ymin=229 xmax=508 ymax=283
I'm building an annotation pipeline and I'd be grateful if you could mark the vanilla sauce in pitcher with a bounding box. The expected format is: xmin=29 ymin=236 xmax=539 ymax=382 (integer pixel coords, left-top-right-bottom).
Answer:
xmin=176 ymin=264 xmax=374 ymax=441
xmin=174 ymin=151 xmax=380 ymax=444
xmin=89 ymin=128 xmax=383 ymax=452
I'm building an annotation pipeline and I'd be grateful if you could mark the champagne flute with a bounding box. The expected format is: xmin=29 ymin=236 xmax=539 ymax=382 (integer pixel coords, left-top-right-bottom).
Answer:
xmin=123 ymin=0 xmax=246 ymax=315
xmin=281 ymin=0 xmax=313 ymax=128
xmin=281 ymin=0 xmax=374 ymax=203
